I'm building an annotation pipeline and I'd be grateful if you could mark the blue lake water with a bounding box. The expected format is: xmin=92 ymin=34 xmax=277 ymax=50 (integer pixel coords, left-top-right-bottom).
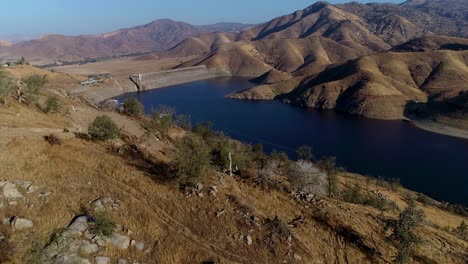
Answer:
xmin=115 ymin=77 xmax=468 ymax=205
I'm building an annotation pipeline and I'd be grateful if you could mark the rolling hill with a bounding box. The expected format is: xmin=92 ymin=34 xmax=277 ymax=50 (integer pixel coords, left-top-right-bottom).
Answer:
xmin=0 ymin=20 xmax=252 ymax=65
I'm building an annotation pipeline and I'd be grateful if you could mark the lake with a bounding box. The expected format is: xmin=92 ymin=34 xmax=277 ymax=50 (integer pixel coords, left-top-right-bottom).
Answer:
xmin=115 ymin=77 xmax=468 ymax=205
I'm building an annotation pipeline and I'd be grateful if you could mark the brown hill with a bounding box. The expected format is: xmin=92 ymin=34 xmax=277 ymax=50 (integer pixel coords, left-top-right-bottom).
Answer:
xmin=231 ymin=50 xmax=468 ymax=120
xmin=0 ymin=20 xmax=251 ymax=65
xmin=238 ymin=2 xmax=390 ymax=52
xmin=179 ymin=36 xmax=363 ymax=76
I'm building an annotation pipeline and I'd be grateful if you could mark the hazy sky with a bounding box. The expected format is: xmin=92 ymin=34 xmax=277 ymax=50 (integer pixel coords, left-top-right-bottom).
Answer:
xmin=0 ymin=0 xmax=403 ymax=36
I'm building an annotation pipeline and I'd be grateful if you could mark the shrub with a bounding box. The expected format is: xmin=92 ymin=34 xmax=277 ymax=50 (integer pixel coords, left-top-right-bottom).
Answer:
xmin=44 ymin=95 xmax=61 ymax=113
xmin=386 ymin=201 xmax=425 ymax=263
xmin=0 ymin=70 xmax=15 ymax=105
xmin=175 ymin=134 xmax=211 ymax=183
xmin=22 ymin=75 xmax=48 ymax=104
xmin=123 ymin=97 xmax=144 ymax=117
xmin=143 ymin=106 xmax=174 ymax=134
xmin=342 ymin=184 xmax=392 ymax=211
xmin=16 ymin=57 xmax=29 ymax=65
xmin=88 ymin=115 xmax=120 ymax=141
xmin=90 ymin=214 xmax=116 ymax=237
xmin=296 ymin=145 xmax=314 ymax=161
xmin=256 ymin=160 xmax=282 ymax=189
xmin=455 ymin=221 xmax=467 ymax=240
xmin=416 ymin=193 xmax=434 ymax=206
xmin=193 ymin=122 xmax=214 ymax=140
xmin=287 ymin=160 xmax=327 ymax=195
xmin=44 ymin=134 xmax=62 ymax=146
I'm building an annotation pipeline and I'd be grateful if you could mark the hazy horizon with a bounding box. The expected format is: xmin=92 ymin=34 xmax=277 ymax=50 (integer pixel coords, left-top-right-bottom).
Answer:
xmin=0 ymin=0 xmax=403 ymax=38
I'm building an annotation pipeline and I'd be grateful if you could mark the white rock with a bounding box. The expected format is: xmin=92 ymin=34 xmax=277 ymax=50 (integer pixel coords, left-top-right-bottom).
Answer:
xmin=95 ymin=256 xmax=111 ymax=264
xmin=294 ymin=254 xmax=302 ymax=261
xmin=11 ymin=217 xmax=33 ymax=230
xmin=3 ymin=182 xmax=23 ymax=199
xmin=211 ymin=186 xmax=218 ymax=192
xmin=0 ymin=200 xmax=4 ymax=209
xmin=0 ymin=233 xmax=5 ymax=241
xmin=80 ymin=240 xmax=99 ymax=255
xmin=2 ymin=217 xmax=11 ymax=225
xmin=8 ymin=201 xmax=17 ymax=206
xmin=118 ymin=260 xmax=128 ymax=264
xmin=197 ymin=193 xmax=204 ymax=198
xmin=68 ymin=216 xmax=89 ymax=232
xmin=108 ymin=232 xmax=131 ymax=250
xmin=135 ymin=242 xmax=145 ymax=251
xmin=195 ymin=183 xmax=203 ymax=191
xmin=246 ymin=235 xmax=253 ymax=246
xmin=27 ymin=185 xmax=40 ymax=193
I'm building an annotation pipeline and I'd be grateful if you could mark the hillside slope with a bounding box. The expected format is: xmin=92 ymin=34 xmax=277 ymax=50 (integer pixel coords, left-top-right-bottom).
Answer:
xmin=0 ymin=66 xmax=467 ymax=264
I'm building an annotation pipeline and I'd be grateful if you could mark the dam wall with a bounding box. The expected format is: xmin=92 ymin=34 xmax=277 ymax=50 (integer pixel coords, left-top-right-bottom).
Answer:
xmin=71 ymin=66 xmax=221 ymax=104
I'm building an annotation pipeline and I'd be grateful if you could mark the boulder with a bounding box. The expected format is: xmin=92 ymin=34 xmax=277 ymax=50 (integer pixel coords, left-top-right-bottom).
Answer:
xmin=118 ymin=260 xmax=128 ymax=264
xmin=11 ymin=217 xmax=33 ymax=230
xmin=68 ymin=215 xmax=89 ymax=232
xmin=135 ymin=242 xmax=145 ymax=251
xmin=108 ymin=232 xmax=131 ymax=250
xmin=16 ymin=180 xmax=32 ymax=190
xmin=3 ymin=182 xmax=23 ymax=199
xmin=195 ymin=183 xmax=204 ymax=191
xmin=95 ymin=256 xmax=111 ymax=264
xmin=0 ymin=200 xmax=4 ymax=209
xmin=79 ymin=240 xmax=99 ymax=255
xmin=246 ymin=235 xmax=253 ymax=246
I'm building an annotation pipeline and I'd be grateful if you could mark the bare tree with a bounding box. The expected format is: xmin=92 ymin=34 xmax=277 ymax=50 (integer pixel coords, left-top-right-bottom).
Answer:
xmin=288 ymin=160 xmax=328 ymax=195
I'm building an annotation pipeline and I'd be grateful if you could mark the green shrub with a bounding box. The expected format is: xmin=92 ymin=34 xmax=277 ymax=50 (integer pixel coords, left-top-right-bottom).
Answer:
xmin=342 ymin=183 xmax=392 ymax=211
xmin=193 ymin=122 xmax=214 ymax=140
xmin=44 ymin=95 xmax=61 ymax=113
xmin=90 ymin=214 xmax=116 ymax=237
xmin=296 ymin=145 xmax=314 ymax=161
xmin=16 ymin=57 xmax=29 ymax=65
xmin=386 ymin=201 xmax=425 ymax=263
xmin=416 ymin=193 xmax=434 ymax=206
xmin=0 ymin=70 xmax=15 ymax=105
xmin=88 ymin=115 xmax=120 ymax=141
xmin=123 ymin=97 xmax=144 ymax=117
xmin=143 ymin=106 xmax=174 ymax=134
xmin=22 ymin=75 xmax=48 ymax=104
xmin=175 ymin=134 xmax=211 ymax=183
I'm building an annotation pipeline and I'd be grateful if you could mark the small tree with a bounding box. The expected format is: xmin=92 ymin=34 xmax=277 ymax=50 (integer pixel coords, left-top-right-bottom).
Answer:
xmin=16 ymin=57 xmax=29 ymax=65
xmin=193 ymin=122 xmax=214 ymax=140
xmin=386 ymin=201 xmax=425 ymax=263
xmin=123 ymin=97 xmax=144 ymax=117
xmin=296 ymin=145 xmax=313 ymax=161
xmin=287 ymin=160 xmax=328 ymax=195
xmin=317 ymin=157 xmax=339 ymax=197
xmin=88 ymin=115 xmax=120 ymax=141
xmin=44 ymin=95 xmax=61 ymax=113
xmin=175 ymin=134 xmax=211 ymax=183
xmin=0 ymin=70 xmax=15 ymax=105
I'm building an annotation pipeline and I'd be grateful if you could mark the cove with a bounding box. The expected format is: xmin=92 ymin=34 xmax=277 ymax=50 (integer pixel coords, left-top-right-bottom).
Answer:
xmin=115 ymin=77 xmax=468 ymax=205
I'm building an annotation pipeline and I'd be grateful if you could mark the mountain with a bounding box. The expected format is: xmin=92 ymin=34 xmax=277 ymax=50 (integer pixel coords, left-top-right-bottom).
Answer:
xmin=229 ymin=35 xmax=468 ymax=119
xmin=0 ymin=20 xmax=252 ymax=65
xmin=338 ymin=0 xmax=467 ymax=39
xmin=166 ymin=1 xmax=468 ymax=120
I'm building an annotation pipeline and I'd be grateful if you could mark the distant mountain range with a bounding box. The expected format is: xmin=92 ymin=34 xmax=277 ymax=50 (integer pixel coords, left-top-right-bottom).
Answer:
xmin=0 ymin=20 xmax=252 ymax=64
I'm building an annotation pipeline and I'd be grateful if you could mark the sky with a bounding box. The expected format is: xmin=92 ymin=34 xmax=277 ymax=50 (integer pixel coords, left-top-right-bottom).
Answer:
xmin=0 ymin=0 xmax=403 ymax=37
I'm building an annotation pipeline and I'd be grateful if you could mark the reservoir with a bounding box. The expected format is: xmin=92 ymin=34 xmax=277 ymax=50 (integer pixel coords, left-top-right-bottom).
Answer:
xmin=115 ymin=77 xmax=468 ymax=205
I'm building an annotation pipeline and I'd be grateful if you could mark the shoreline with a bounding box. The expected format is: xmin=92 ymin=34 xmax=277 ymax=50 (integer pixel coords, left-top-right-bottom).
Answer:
xmin=410 ymin=119 xmax=468 ymax=140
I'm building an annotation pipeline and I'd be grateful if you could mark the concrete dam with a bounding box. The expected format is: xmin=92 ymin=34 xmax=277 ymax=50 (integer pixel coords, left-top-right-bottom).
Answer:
xmin=71 ymin=66 xmax=219 ymax=103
